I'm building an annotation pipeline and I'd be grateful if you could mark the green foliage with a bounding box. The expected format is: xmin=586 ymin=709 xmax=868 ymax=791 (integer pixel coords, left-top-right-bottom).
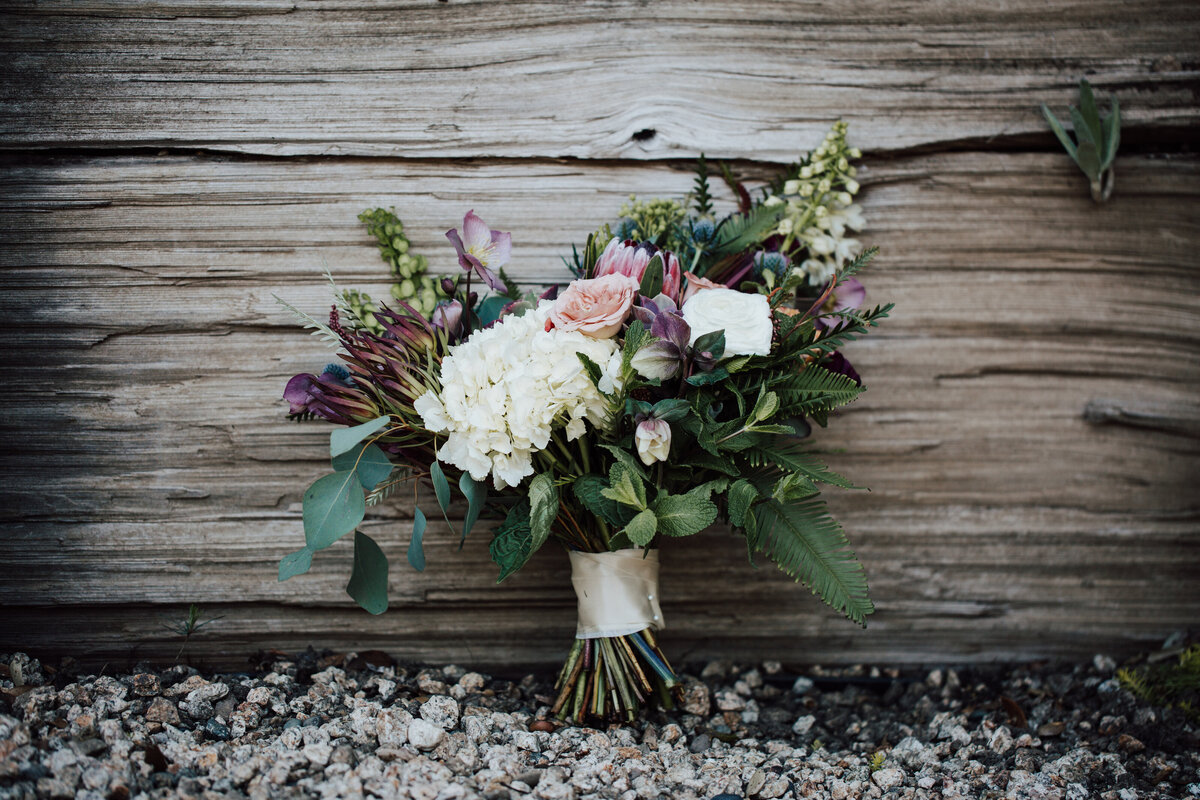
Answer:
xmin=602 ymin=463 xmax=648 ymax=510
xmin=573 ymin=474 xmax=636 ymax=527
xmin=330 ymin=415 xmax=391 ymax=458
xmin=459 ymin=473 xmax=487 ymax=545
xmin=1117 ymin=645 xmax=1200 ymax=722
xmin=770 ymin=366 xmax=864 ymax=417
xmin=639 ymin=254 xmax=665 ymax=297
xmin=346 ymin=530 xmax=389 ymax=614
xmin=624 ymin=508 xmax=658 ymax=546
xmin=869 ymin=752 xmax=886 ymax=773
xmin=618 ymin=196 xmax=687 ymax=244
xmin=430 ymin=460 xmax=452 ymax=513
xmin=303 ymin=470 xmax=367 ymax=551
xmin=709 ymin=204 xmax=783 ymax=258
xmin=528 ymin=473 xmax=559 ymax=555
xmin=408 ymin=508 xmax=427 ymax=572
xmin=651 ymin=488 xmax=718 ymax=537
xmin=745 ymin=440 xmax=859 ymax=490
xmin=278 ymin=548 xmax=313 ymax=581
xmin=489 ymin=499 xmax=533 ymax=582
xmin=333 ymin=442 xmax=393 ymax=490
xmin=749 ymin=497 xmax=873 ymax=625
xmin=727 ymin=479 xmax=759 ymax=528
xmin=1041 ymin=79 xmax=1120 ymax=202
xmin=358 ymin=207 xmax=446 ymax=318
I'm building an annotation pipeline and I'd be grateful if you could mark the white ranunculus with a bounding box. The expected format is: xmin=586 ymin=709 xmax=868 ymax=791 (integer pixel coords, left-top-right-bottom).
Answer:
xmin=680 ymin=288 xmax=773 ymax=357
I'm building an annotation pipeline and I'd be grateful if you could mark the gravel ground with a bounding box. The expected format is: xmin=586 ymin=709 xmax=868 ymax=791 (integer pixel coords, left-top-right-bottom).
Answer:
xmin=1 ymin=647 xmax=1197 ymax=800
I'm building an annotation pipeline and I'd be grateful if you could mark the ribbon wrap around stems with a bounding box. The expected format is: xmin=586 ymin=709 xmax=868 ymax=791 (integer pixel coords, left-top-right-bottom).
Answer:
xmin=569 ymin=549 xmax=663 ymax=639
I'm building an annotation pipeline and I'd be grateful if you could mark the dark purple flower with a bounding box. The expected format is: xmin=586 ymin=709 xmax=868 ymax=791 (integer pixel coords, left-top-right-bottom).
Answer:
xmin=446 ymin=210 xmax=510 ymax=291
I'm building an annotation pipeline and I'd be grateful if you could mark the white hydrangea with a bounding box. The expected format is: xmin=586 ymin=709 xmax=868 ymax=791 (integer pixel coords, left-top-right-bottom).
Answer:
xmin=414 ymin=303 xmax=621 ymax=489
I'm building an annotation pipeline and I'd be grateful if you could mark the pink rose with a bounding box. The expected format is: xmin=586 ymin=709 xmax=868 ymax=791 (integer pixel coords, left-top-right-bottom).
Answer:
xmin=680 ymin=271 xmax=727 ymax=304
xmin=547 ymin=273 xmax=639 ymax=339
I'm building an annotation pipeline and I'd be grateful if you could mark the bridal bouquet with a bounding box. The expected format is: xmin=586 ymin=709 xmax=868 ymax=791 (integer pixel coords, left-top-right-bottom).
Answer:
xmin=279 ymin=122 xmax=891 ymax=722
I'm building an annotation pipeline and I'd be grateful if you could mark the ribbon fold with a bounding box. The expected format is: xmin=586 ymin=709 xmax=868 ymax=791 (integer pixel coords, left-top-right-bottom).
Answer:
xmin=569 ymin=549 xmax=663 ymax=639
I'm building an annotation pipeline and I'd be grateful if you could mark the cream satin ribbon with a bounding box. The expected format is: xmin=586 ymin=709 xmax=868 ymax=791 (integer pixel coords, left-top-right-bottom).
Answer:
xmin=569 ymin=549 xmax=663 ymax=639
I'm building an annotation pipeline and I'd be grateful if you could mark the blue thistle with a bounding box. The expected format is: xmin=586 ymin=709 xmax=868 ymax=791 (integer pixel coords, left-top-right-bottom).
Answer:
xmin=321 ymin=363 xmax=353 ymax=385
xmin=691 ymin=219 xmax=716 ymax=243
xmin=615 ymin=217 xmax=638 ymax=241
xmin=756 ymin=251 xmax=790 ymax=279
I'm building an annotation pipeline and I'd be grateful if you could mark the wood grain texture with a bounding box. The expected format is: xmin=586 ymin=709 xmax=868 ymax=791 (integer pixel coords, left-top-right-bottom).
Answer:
xmin=1 ymin=1 xmax=1198 ymax=158
xmin=1 ymin=152 xmax=1197 ymax=667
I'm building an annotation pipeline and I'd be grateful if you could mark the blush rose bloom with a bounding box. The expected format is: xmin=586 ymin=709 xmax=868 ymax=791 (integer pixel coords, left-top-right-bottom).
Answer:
xmin=681 ymin=288 xmax=774 ymax=356
xmin=547 ymin=273 xmax=639 ymax=339
xmin=680 ymin=271 xmax=726 ymax=304
xmin=635 ymin=418 xmax=672 ymax=466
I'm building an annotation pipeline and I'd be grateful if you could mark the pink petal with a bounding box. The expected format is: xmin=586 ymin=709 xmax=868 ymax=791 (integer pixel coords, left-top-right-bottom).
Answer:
xmin=834 ymin=278 xmax=866 ymax=312
xmin=461 ymin=210 xmax=492 ymax=251
xmin=489 ymin=230 xmax=512 ymax=267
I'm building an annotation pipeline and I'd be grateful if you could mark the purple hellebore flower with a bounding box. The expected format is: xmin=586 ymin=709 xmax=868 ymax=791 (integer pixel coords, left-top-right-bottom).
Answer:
xmin=629 ymin=308 xmax=691 ymax=380
xmin=817 ymin=277 xmax=865 ymax=328
xmin=446 ymin=210 xmax=510 ymax=291
xmin=629 ymin=293 xmax=678 ymax=327
xmin=431 ymin=299 xmax=464 ymax=336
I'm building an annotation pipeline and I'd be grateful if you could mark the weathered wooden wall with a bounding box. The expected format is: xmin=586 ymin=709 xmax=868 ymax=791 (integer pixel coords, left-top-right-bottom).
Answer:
xmin=1 ymin=1 xmax=1198 ymax=670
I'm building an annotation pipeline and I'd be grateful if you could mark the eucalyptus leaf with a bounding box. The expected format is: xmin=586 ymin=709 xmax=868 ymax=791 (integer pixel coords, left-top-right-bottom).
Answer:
xmin=332 ymin=442 xmax=393 ymax=490
xmin=651 ymin=398 xmax=691 ymax=423
xmin=1102 ymin=97 xmax=1120 ymax=170
xmin=686 ymin=367 xmax=730 ymax=387
xmin=430 ymin=460 xmax=452 ymax=513
xmin=1068 ymin=106 xmax=1096 ymax=147
xmin=278 ymin=547 xmax=313 ymax=582
xmin=346 ymin=530 xmax=389 ymax=615
xmin=408 ymin=508 xmax=427 ymax=572
xmin=459 ymin=473 xmax=487 ymax=545
xmin=303 ymin=470 xmax=367 ymax=551
xmin=330 ymin=415 xmax=390 ymax=458
xmin=1075 ymin=140 xmax=1102 ymax=182
xmin=1078 ymin=79 xmax=1102 ymax=143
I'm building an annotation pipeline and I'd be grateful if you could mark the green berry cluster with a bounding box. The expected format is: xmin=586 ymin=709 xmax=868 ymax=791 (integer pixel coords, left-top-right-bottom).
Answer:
xmin=357 ymin=208 xmax=447 ymax=322
xmin=617 ymin=195 xmax=687 ymax=245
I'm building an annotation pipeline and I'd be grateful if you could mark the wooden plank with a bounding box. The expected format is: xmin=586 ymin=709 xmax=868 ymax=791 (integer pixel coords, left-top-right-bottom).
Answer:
xmin=1 ymin=152 xmax=1197 ymax=665
xmin=1 ymin=1 xmax=1198 ymax=158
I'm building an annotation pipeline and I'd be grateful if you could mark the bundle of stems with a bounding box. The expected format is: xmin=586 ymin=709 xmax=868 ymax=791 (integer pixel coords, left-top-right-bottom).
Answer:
xmin=552 ymin=628 xmax=682 ymax=723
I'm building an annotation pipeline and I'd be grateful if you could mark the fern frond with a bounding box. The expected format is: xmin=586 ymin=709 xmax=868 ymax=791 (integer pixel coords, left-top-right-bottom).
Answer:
xmin=770 ymin=365 xmax=865 ymax=416
xmin=749 ymin=497 xmax=873 ymax=625
xmin=743 ymin=439 xmax=860 ymax=489
xmin=711 ymin=204 xmax=782 ymax=256
xmin=274 ymin=295 xmax=341 ymax=349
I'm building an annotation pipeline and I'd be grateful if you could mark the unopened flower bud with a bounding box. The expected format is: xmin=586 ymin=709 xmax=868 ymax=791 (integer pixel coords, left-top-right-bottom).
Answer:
xmin=635 ymin=418 xmax=672 ymax=466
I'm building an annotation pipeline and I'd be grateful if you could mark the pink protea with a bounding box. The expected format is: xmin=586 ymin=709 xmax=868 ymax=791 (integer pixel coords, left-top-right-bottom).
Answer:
xmin=593 ymin=238 xmax=681 ymax=302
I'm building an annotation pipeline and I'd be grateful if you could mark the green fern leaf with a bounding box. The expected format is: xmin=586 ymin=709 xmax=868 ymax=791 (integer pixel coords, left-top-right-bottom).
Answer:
xmin=750 ymin=497 xmax=873 ymax=625
xmin=711 ymin=205 xmax=782 ymax=256
xmin=743 ymin=440 xmax=860 ymax=489
xmin=771 ymin=365 xmax=865 ymax=415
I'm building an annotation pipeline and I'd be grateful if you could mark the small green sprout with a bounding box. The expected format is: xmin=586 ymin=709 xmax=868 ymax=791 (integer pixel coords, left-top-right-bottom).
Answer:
xmin=162 ymin=604 xmax=224 ymax=662
xmin=1041 ymin=79 xmax=1121 ymax=202
xmin=869 ymin=751 xmax=886 ymax=773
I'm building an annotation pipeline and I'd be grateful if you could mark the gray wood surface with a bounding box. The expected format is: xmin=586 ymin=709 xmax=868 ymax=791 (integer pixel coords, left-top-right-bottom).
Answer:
xmin=1 ymin=1 xmax=1198 ymax=669
xmin=1 ymin=1 xmax=1198 ymax=158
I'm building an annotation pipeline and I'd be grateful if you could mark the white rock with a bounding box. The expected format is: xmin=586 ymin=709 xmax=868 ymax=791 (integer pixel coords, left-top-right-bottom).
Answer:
xmin=420 ymin=695 xmax=460 ymax=730
xmin=792 ymin=715 xmax=816 ymax=735
xmin=406 ymin=718 xmax=445 ymax=751
xmin=872 ymin=767 xmax=904 ymax=790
